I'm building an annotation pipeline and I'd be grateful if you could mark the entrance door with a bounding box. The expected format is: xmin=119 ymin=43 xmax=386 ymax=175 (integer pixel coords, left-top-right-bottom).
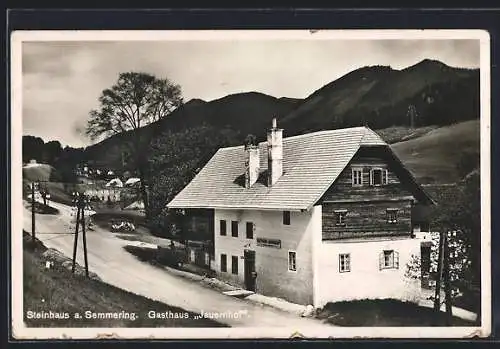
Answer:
xmin=244 ymin=250 xmax=256 ymax=291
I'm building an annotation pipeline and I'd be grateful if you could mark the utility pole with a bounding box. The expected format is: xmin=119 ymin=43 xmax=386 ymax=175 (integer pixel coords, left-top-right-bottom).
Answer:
xmin=31 ymin=182 xmax=36 ymax=242
xmin=433 ymin=230 xmax=446 ymax=321
xmin=71 ymin=193 xmax=90 ymax=277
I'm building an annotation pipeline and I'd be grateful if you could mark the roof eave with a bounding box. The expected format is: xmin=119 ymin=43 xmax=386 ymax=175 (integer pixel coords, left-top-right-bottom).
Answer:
xmin=167 ymin=203 xmax=308 ymax=212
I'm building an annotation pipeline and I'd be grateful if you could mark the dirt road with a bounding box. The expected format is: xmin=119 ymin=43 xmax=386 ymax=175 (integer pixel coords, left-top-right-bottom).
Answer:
xmin=22 ymin=201 xmax=333 ymax=329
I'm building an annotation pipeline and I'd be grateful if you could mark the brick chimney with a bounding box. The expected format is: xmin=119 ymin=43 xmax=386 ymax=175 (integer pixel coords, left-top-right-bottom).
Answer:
xmin=267 ymin=117 xmax=283 ymax=186
xmin=245 ymin=144 xmax=260 ymax=188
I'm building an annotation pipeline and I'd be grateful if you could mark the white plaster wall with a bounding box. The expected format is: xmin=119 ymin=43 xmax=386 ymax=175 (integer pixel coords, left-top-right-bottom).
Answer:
xmin=314 ymin=236 xmax=423 ymax=308
xmin=214 ymin=207 xmax=321 ymax=305
xmin=213 ymin=209 xmax=255 ymax=287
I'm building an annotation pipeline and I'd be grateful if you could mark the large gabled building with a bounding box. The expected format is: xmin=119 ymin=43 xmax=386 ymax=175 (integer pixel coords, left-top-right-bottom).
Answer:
xmin=167 ymin=118 xmax=434 ymax=307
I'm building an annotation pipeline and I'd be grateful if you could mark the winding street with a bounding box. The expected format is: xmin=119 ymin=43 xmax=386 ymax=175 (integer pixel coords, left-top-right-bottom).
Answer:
xmin=22 ymin=201 xmax=333 ymax=329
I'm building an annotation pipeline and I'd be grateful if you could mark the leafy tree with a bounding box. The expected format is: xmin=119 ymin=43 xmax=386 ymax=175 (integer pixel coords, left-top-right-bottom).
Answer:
xmin=86 ymin=72 xmax=183 ymax=218
xmin=22 ymin=135 xmax=45 ymax=163
xmin=405 ymin=170 xmax=481 ymax=316
xmin=43 ymin=140 xmax=63 ymax=165
xmin=147 ymin=125 xmax=239 ymax=238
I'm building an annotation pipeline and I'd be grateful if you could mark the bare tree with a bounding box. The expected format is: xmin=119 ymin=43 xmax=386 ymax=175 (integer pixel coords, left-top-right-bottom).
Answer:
xmin=86 ymin=72 xmax=183 ymax=218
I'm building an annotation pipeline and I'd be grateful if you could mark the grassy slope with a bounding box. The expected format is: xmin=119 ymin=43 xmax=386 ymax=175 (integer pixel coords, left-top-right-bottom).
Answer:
xmin=375 ymin=125 xmax=439 ymax=144
xmin=317 ymin=299 xmax=475 ymax=327
xmin=391 ymin=120 xmax=480 ymax=184
xmin=22 ymin=164 xmax=60 ymax=182
xmin=23 ymin=233 xmax=226 ymax=327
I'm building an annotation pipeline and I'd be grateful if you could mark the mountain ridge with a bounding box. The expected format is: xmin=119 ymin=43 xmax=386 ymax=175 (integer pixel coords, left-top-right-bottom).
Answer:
xmin=24 ymin=59 xmax=479 ymax=179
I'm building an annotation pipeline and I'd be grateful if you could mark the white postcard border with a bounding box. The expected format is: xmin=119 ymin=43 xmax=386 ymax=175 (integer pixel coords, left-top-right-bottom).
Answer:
xmin=10 ymin=29 xmax=492 ymax=340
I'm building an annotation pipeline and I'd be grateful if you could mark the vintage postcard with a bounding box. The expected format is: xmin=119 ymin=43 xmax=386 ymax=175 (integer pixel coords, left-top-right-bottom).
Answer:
xmin=11 ymin=29 xmax=491 ymax=339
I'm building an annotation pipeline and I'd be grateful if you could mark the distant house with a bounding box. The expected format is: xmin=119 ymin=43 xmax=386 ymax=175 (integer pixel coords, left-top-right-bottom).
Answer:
xmin=167 ymin=118 xmax=435 ymax=307
xmin=124 ymin=177 xmax=141 ymax=187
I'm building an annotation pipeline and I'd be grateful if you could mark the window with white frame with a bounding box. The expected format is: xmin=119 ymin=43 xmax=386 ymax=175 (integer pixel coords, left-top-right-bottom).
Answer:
xmin=370 ymin=168 xmax=388 ymax=186
xmin=352 ymin=168 xmax=363 ymax=186
xmin=339 ymin=253 xmax=351 ymax=272
xmin=335 ymin=210 xmax=347 ymax=226
xmin=288 ymin=251 xmax=297 ymax=271
xmin=387 ymin=208 xmax=398 ymax=224
xmin=379 ymin=250 xmax=399 ymax=270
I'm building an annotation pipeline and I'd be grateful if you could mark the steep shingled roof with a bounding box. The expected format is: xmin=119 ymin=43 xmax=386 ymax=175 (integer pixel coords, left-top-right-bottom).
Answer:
xmin=167 ymin=127 xmax=393 ymax=211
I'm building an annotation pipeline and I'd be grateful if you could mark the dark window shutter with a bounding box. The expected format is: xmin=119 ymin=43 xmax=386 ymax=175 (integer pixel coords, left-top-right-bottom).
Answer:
xmin=379 ymin=251 xmax=384 ymax=270
xmin=394 ymin=251 xmax=400 ymax=269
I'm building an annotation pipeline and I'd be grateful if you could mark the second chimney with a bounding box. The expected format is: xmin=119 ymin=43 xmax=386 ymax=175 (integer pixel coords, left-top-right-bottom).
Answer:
xmin=267 ymin=117 xmax=283 ymax=186
xmin=245 ymin=144 xmax=260 ymax=188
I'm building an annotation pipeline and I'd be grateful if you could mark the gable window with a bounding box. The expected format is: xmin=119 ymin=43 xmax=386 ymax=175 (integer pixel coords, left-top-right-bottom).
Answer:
xmin=220 ymin=254 xmax=227 ymax=272
xmin=288 ymin=251 xmax=297 ymax=272
xmin=370 ymin=168 xmax=388 ymax=186
xmin=246 ymin=222 xmax=254 ymax=239
xmin=335 ymin=210 xmax=347 ymax=226
xmin=231 ymin=221 xmax=239 ymax=237
xmin=220 ymin=220 xmax=227 ymax=236
xmin=379 ymin=250 xmax=399 ymax=270
xmin=352 ymin=168 xmax=363 ymax=186
xmin=231 ymin=256 xmax=239 ymax=275
xmin=339 ymin=253 xmax=351 ymax=273
xmin=283 ymin=211 xmax=291 ymax=225
xmin=387 ymin=209 xmax=398 ymax=224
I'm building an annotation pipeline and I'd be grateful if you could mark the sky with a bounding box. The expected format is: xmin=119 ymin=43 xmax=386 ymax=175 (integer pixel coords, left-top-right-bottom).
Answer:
xmin=21 ymin=36 xmax=480 ymax=148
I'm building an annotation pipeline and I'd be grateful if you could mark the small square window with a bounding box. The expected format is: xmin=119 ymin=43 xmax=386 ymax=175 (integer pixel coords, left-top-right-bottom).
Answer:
xmin=370 ymin=168 xmax=388 ymax=186
xmin=246 ymin=222 xmax=254 ymax=239
xmin=387 ymin=209 xmax=398 ymax=224
xmin=288 ymin=251 xmax=297 ymax=272
xmin=220 ymin=220 xmax=227 ymax=236
xmin=231 ymin=221 xmax=238 ymax=237
xmin=379 ymin=250 xmax=399 ymax=270
xmin=231 ymin=256 xmax=239 ymax=275
xmin=352 ymin=168 xmax=363 ymax=186
xmin=339 ymin=253 xmax=351 ymax=273
xmin=283 ymin=211 xmax=291 ymax=225
xmin=335 ymin=210 xmax=347 ymax=226
xmin=220 ymin=254 xmax=227 ymax=272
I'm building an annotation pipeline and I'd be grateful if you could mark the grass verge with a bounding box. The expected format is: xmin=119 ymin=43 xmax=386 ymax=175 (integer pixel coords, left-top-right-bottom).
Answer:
xmin=23 ymin=232 xmax=227 ymax=327
xmin=316 ymin=299 xmax=476 ymax=327
xmin=23 ymin=202 xmax=60 ymax=215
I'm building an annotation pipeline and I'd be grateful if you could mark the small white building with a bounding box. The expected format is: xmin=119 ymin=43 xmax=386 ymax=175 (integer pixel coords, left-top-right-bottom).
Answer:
xmin=167 ymin=118 xmax=435 ymax=308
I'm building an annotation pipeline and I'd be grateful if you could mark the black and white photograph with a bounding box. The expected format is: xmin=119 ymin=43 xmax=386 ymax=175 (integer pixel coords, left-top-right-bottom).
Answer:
xmin=11 ymin=30 xmax=491 ymax=339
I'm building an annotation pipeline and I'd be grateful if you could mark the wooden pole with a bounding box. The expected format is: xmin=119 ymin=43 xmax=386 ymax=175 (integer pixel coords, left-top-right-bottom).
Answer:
xmin=31 ymin=182 xmax=36 ymax=242
xmin=71 ymin=203 xmax=81 ymax=273
xmin=433 ymin=230 xmax=446 ymax=318
xmin=81 ymin=202 xmax=89 ymax=277
xmin=443 ymin=232 xmax=453 ymax=325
